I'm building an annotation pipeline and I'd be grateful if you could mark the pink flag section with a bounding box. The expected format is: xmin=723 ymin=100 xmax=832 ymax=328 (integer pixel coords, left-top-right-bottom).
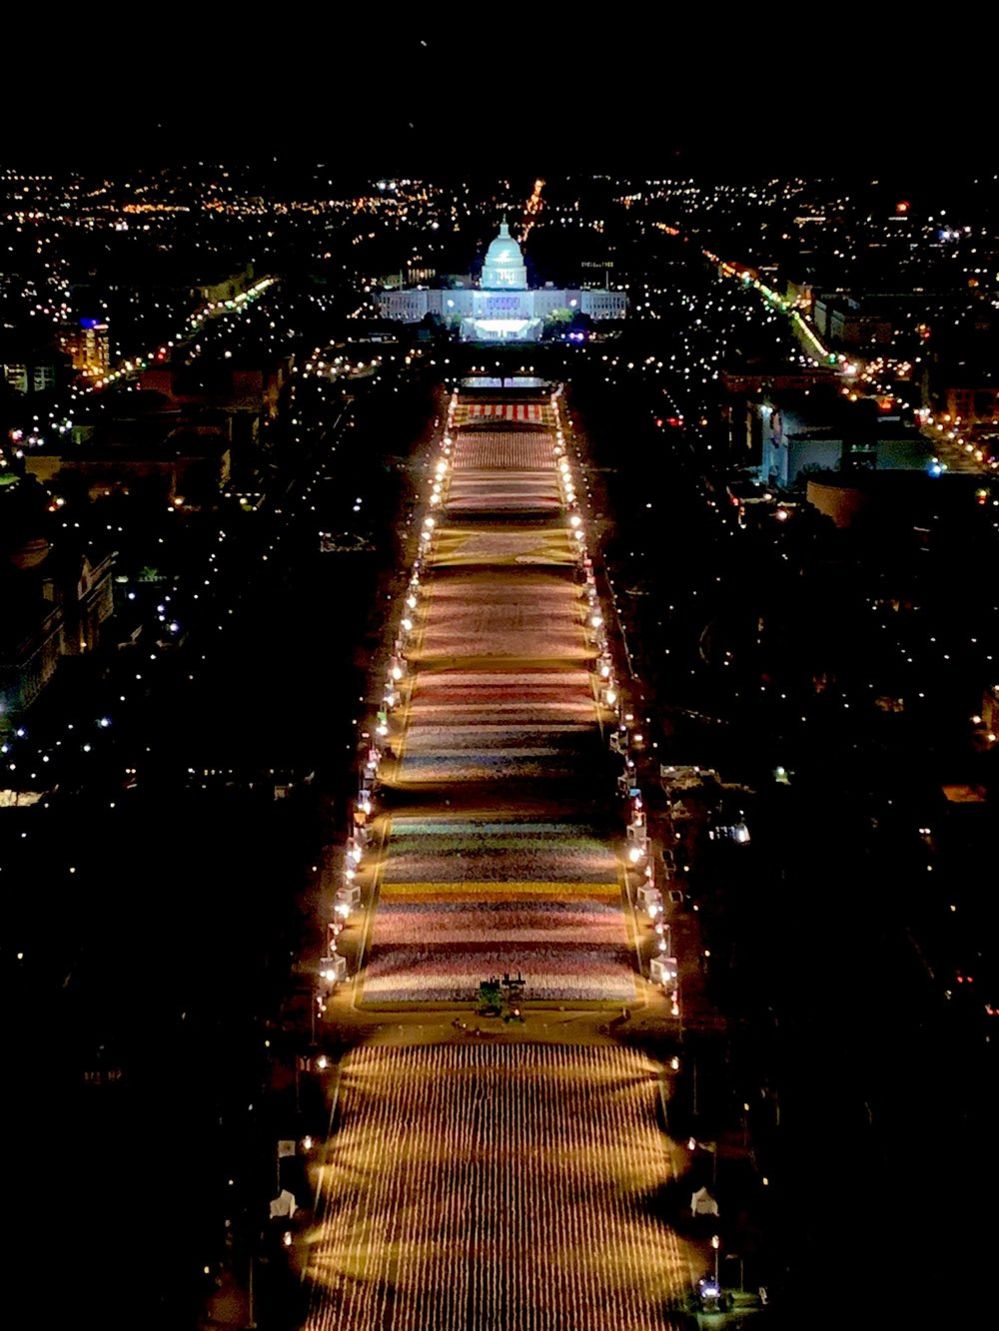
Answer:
xmin=463 ymin=402 xmax=544 ymax=422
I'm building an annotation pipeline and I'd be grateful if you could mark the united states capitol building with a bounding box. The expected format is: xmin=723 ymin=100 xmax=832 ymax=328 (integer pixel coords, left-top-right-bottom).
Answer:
xmin=377 ymin=221 xmax=628 ymax=342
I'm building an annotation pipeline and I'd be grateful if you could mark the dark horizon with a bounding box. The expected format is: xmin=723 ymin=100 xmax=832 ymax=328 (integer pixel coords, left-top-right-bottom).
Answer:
xmin=6 ymin=12 xmax=992 ymax=178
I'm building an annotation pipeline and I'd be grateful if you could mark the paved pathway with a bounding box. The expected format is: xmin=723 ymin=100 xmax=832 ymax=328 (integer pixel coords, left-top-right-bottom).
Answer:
xmin=358 ymin=403 xmax=636 ymax=1010
xmin=304 ymin=389 xmax=695 ymax=1329
xmin=304 ymin=1044 xmax=689 ymax=1331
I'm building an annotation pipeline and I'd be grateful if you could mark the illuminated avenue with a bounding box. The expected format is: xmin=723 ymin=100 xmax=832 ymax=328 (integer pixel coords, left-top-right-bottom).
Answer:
xmin=304 ymin=383 xmax=687 ymax=1329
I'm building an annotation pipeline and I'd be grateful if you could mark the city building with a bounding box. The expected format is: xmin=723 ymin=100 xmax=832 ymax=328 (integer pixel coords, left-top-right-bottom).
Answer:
xmin=812 ymin=293 xmax=894 ymax=350
xmin=0 ymin=332 xmax=68 ymax=394
xmin=26 ymin=426 xmax=231 ymax=505
xmin=140 ymin=352 xmax=289 ymax=441
xmin=735 ymin=388 xmax=932 ymax=487
xmin=0 ymin=595 xmax=62 ymax=717
xmin=60 ymin=317 xmax=111 ymax=379
xmin=805 ymin=470 xmax=996 ymax=530
xmin=921 ymin=332 xmax=999 ymax=428
xmin=378 ymin=221 xmax=628 ymax=342
xmin=191 ymin=262 xmax=256 ymax=307
xmin=0 ymin=521 xmax=115 ymax=716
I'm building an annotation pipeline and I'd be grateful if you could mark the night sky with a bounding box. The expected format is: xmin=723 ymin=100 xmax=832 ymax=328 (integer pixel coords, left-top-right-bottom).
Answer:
xmin=7 ymin=12 xmax=990 ymax=177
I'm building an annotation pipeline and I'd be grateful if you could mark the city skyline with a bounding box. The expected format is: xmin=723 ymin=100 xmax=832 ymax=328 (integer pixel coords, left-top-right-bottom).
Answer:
xmin=3 ymin=41 xmax=996 ymax=1331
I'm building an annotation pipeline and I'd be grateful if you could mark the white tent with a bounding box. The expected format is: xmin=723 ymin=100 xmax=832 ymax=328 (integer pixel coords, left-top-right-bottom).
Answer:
xmin=691 ymin=1186 xmax=719 ymax=1218
xmin=269 ymin=1189 xmax=298 ymax=1220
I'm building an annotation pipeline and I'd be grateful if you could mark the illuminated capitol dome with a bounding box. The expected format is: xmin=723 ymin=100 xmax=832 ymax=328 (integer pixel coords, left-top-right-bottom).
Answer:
xmin=378 ymin=218 xmax=627 ymax=343
xmin=480 ymin=221 xmax=528 ymax=290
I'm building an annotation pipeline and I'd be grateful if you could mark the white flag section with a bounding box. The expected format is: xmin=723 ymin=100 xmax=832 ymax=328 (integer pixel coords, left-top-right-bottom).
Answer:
xmin=277 ymin=1140 xmax=297 ymax=1158
xmin=691 ymin=1186 xmax=720 ymax=1218
xmin=269 ymin=1189 xmax=297 ymax=1220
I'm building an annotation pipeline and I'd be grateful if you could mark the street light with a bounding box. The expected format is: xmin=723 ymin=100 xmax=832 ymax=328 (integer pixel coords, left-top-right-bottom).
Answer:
xmin=711 ymin=1233 xmax=720 ymax=1285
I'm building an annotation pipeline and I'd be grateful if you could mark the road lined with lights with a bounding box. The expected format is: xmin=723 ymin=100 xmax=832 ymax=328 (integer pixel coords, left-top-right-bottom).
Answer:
xmin=331 ymin=386 xmax=648 ymax=1007
xmin=303 ymin=379 xmax=695 ymax=1324
xmin=80 ymin=276 xmax=278 ymax=393
xmin=704 ymin=248 xmax=994 ymax=476
xmin=304 ymin=1043 xmax=690 ymax=1331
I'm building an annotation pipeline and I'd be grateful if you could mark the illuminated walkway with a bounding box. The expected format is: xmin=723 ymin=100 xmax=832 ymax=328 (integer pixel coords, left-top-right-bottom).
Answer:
xmin=304 ymin=1044 xmax=688 ymax=1331
xmin=303 ymin=388 xmax=691 ymax=1331
xmin=357 ymin=396 xmax=635 ymax=1007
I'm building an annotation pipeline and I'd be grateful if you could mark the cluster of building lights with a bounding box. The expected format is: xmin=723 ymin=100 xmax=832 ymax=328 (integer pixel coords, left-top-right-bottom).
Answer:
xmin=79 ymin=277 xmax=277 ymax=394
xmin=707 ymin=247 xmax=998 ymax=476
